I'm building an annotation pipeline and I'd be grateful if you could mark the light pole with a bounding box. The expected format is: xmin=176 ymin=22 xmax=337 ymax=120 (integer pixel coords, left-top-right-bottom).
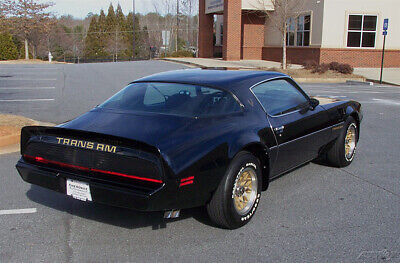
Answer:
xmin=133 ymin=0 xmax=136 ymax=60
xmin=176 ymin=0 xmax=179 ymax=52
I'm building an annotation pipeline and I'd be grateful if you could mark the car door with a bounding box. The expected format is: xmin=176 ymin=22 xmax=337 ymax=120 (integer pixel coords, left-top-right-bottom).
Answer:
xmin=251 ymin=78 xmax=331 ymax=176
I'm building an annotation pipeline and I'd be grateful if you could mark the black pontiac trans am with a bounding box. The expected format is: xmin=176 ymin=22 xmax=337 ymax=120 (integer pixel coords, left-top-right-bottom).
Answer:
xmin=16 ymin=69 xmax=362 ymax=229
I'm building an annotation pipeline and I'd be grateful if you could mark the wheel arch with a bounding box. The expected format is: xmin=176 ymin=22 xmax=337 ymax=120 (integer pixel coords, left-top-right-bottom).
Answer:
xmin=346 ymin=106 xmax=361 ymax=142
xmin=240 ymin=143 xmax=270 ymax=191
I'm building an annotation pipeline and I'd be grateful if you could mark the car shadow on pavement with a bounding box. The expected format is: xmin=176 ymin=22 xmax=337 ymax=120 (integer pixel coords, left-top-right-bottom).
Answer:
xmin=26 ymin=185 xmax=216 ymax=230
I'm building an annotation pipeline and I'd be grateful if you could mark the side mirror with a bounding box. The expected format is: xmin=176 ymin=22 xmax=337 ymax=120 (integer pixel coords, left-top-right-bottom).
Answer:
xmin=309 ymin=98 xmax=320 ymax=110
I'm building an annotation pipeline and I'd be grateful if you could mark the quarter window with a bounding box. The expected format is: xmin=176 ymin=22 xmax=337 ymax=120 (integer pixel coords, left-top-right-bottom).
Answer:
xmin=252 ymin=79 xmax=309 ymax=116
xmin=347 ymin=15 xmax=377 ymax=48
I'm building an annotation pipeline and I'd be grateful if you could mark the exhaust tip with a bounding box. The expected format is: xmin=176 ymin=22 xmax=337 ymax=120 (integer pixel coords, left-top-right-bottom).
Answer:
xmin=164 ymin=210 xmax=180 ymax=219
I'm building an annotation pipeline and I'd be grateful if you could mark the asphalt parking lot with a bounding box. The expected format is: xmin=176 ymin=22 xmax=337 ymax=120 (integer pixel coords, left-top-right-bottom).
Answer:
xmin=0 ymin=62 xmax=399 ymax=262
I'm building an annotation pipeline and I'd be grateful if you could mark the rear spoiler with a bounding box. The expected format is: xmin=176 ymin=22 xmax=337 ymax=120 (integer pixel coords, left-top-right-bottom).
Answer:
xmin=20 ymin=126 xmax=161 ymax=157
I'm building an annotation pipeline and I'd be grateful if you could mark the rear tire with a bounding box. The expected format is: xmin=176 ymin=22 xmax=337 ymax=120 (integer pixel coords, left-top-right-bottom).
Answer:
xmin=326 ymin=116 xmax=358 ymax=167
xmin=206 ymin=151 xmax=262 ymax=229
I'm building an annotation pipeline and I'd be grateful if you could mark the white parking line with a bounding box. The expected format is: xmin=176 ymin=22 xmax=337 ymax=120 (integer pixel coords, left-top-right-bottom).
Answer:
xmin=0 ymin=208 xmax=37 ymax=215
xmin=310 ymin=90 xmax=400 ymax=94
xmin=372 ymin=98 xmax=400 ymax=106
xmin=1 ymin=78 xmax=57 ymax=81
xmin=0 ymin=67 xmax=58 ymax=70
xmin=0 ymin=98 xmax=55 ymax=102
xmin=0 ymin=87 xmax=56 ymax=90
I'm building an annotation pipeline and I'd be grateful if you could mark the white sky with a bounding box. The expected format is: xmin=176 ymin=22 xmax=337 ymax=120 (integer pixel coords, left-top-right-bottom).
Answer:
xmin=40 ymin=0 xmax=159 ymax=18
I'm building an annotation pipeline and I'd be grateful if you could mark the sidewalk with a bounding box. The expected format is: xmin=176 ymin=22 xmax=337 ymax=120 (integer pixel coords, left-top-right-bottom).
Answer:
xmin=354 ymin=68 xmax=400 ymax=86
xmin=162 ymin=57 xmax=302 ymax=69
xmin=162 ymin=57 xmax=367 ymax=83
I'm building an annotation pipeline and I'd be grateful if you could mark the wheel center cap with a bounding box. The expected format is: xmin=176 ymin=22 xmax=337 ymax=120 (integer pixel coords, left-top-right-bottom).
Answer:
xmin=236 ymin=187 xmax=245 ymax=196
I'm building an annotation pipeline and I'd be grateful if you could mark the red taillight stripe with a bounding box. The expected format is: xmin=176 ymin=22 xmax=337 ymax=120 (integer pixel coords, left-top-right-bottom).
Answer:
xmin=179 ymin=180 xmax=194 ymax=187
xmin=23 ymin=155 xmax=163 ymax=184
xmin=180 ymin=176 xmax=194 ymax=182
xmin=90 ymin=168 xmax=163 ymax=183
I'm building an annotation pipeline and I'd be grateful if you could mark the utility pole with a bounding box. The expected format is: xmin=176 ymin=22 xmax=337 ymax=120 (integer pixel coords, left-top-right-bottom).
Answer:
xmin=132 ymin=0 xmax=136 ymax=60
xmin=115 ymin=30 xmax=118 ymax=62
xmin=176 ymin=0 xmax=179 ymax=52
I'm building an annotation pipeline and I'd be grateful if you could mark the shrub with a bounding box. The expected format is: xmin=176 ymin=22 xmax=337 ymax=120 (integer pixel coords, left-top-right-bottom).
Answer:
xmin=0 ymin=33 xmax=19 ymax=60
xmin=328 ymin=62 xmax=340 ymax=71
xmin=167 ymin=50 xmax=195 ymax=58
xmin=303 ymin=60 xmax=318 ymax=70
xmin=336 ymin=63 xmax=354 ymax=74
xmin=311 ymin=63 xmax=329 ymax=74
xmin=304 ymin=60 xmax=354 ymax=75
xmin=328 ymin=62 xmax=353 ymax=74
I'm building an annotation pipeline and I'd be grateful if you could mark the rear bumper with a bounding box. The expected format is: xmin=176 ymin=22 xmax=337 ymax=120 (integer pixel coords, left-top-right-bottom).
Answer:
xmin=16 ymin=160 xmax=179 ymax=212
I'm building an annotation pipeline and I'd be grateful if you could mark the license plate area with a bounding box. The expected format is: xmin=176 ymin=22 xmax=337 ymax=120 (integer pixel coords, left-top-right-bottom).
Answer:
xmin=66 ymin=179 xmax=92 ymax=201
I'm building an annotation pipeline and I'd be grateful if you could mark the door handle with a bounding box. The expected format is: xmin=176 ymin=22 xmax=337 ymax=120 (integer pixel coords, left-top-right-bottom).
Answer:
xmin=274 ymin=126 xmax=285 ymax=136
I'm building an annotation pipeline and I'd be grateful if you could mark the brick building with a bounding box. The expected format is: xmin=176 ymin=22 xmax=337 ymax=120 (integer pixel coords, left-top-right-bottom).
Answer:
xmin=198 ymin=0 xmax=400 ymax=67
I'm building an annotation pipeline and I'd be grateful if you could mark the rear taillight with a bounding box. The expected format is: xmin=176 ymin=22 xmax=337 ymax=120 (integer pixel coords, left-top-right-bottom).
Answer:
xmin=23 ymin=155 xmax=163 ymax=184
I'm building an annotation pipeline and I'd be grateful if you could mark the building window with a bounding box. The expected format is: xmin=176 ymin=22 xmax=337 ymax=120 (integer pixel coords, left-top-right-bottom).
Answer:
xmin=286 ymin=18 xmax=295 ymax=46
xmin=347 ymin=15 xmax=377 ymax=48
xmin=297 ymin=15 xmax=310 ymax=46
xmin=286 ymin=15 xmax=310 ymax=47
xmin=220 ymin=24 xmax=223 ymax=45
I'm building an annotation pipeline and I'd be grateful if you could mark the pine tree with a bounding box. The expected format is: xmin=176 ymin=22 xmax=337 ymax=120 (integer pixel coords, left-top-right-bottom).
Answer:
xmin=106 ymin=3 xmax=116 ymax=32
xmin=84 ymin=15 xmax=98 ymax=58
xmin=105 ymin=3 xmax=118 ymax=59
xmin=124 ymin=12 xmax=142 ymax=59
xmin=116 ymin=4 xmax=125 ymax=31
xmin=84 ymin=14 xmax=108 ymax=59
xmin=0 ymin=32 xmax=19 ymax=60
xmin=97 ymin=9 xmax=109 ymax=58
xmin=98 ymin=9 xmax=107 ymax=32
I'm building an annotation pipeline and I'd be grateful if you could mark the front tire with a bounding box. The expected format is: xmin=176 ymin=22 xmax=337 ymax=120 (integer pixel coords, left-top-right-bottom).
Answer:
xmin=326 ymin=116 xmax=358 ymax=167
xmin=207 ymin=151 xmax=262 ymax=229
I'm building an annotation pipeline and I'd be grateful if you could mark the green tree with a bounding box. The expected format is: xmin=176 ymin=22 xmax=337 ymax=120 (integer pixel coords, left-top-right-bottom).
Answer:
xmin=0 ymin=32 xmax=19 ymax=60
xmin=115 ymin=3 xmax=125 ymax=30
xmin=106 ymin=3 xmax=116 ymax=32
xmin=84 ymin=14 xmax=108 ymax=59
xmin=98 ymin=9 xmax=107 ymax=32
xmin=124 ymin=12 xmax=143 ymax=59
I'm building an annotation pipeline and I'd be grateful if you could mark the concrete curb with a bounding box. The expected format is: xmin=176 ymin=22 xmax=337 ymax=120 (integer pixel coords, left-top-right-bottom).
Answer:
xmin=160 ymin=58 xmax=199 ymax=68
xmin=160 ymin=58 xmax=255 ymax=69
xmin=295 ymin=77 xmax=366 ymax=83
xmin=161 ymin=58 xmax=368 ymax=84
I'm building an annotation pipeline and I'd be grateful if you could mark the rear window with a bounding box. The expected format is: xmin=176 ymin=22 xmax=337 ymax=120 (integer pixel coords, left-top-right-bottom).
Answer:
xmin=99 ymin=82 xmax=241 ymax=117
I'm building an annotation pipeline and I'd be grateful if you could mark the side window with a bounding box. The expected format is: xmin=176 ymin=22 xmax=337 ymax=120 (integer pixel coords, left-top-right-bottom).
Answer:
xmin=252 ymin=79 xmax=309 ymax=116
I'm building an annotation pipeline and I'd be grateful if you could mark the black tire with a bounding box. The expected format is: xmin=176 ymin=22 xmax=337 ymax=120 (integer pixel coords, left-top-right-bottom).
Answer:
xmin=326 ymin=116 xmax=358 ymax=167
xmin=206 ymin=151 xmax=262 ymax=229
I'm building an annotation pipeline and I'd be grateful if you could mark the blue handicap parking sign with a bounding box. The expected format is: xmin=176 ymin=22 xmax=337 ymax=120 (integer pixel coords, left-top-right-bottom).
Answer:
xmin=383 ymin=19 xmax=389 ymax=31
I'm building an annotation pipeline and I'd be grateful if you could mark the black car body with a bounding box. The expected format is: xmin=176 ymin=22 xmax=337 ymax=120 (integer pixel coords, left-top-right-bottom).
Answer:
xmin=16 ymin=69 xmax=362 ymax=226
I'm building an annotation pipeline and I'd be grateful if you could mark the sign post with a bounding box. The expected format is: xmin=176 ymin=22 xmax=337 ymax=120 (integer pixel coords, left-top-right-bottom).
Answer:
xmin=380 ymin=19 xmax=389 ymax=84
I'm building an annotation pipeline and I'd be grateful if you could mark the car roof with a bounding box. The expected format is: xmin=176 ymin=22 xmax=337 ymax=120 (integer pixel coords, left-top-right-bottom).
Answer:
xmin=133 ymin=69 xmax=288 ymax=92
